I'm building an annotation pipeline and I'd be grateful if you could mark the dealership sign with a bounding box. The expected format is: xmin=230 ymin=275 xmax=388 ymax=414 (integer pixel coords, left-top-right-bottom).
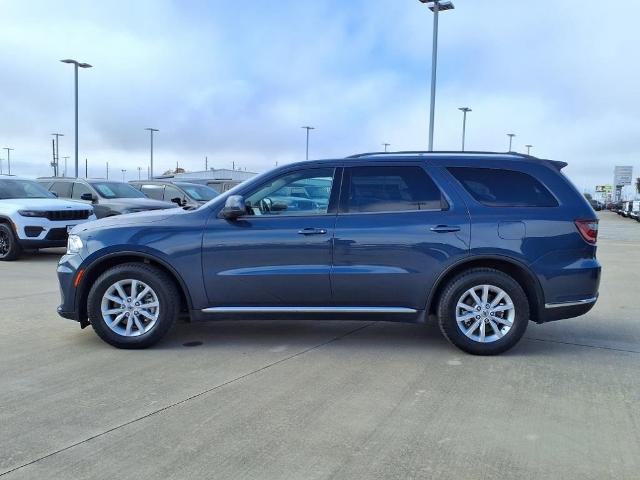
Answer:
xmin=614 ymin=166 xmax=633 ymax=186
xmin=595 ymin=185 xmax=612 ymax=193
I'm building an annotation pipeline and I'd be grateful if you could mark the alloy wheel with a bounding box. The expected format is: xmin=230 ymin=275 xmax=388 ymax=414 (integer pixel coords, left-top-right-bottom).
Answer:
xmin=100 ymin=279 xmax=160 ymax=337
xmin=455 ymin=284 xmax=515 ymax=343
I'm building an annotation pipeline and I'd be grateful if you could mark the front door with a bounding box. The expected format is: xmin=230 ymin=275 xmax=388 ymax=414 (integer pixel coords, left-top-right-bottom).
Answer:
xmin=202 ymin=167 xmax=339 ymax=307
xmin=331 ymin=164 xmax=470 ymax=310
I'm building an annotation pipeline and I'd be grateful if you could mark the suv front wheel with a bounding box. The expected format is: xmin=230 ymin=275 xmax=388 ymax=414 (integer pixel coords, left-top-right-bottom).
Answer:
xmin=87 ymin=263 xmax=179 ymax=348
xmin=437 ymin=268 xmax=529 ymax=355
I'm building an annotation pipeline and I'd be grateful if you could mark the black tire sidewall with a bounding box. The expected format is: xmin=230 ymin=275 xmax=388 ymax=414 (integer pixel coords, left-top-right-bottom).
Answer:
xmin=438 ymin=269 xmax=529 ymax=355
xmin=87 ymin=263 xmax=179 ymax=348
xmin=0 ymin=223 xmax=21 ymax=261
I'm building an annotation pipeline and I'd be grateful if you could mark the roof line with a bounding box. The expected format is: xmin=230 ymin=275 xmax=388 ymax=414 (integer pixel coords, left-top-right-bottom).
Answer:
xmin=346 ymin=150 xmax=540 ymax=159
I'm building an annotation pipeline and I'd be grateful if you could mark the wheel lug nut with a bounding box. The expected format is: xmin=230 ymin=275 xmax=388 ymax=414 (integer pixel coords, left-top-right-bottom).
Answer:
xmin=476 ymin=315 xmax=481 ymax=320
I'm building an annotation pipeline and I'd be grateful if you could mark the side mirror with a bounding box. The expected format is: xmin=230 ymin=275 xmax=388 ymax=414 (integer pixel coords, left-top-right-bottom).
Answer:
xmin=170 ymin=197 xmax=185 ymax=206
xmin=80 ymin=193 xmax=95 ymax=202
xmin=221 ymin=195 xmax=246 ymax=220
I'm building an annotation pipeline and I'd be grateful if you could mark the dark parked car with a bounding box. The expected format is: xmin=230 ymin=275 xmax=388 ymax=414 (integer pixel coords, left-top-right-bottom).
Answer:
xmin=57 ymin=152 xmax=601 ymax=355
xmin=129 ymin=180 xmax=219 ymax=208
xmin=37 ymin=177 xmax=176 ymax=218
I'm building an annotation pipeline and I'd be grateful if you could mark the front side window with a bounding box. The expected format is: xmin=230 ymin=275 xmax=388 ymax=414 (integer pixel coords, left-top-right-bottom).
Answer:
xmin=90 ymin=182 xmax=146 ymax=199
xmin=448 ymin=167 xmax=558 ymax=207
xmin=342 ymin=166 xmax=445 ymax=213
xmin=245 ymin=168 xmax=334 ymax=216
xmin=50 ymin=181 xmax=73 ymax=198
xmin=72 ymin=182 xmax=93 ymax=199
xmin=140 ymin=184 xmax=164 ymax=200
xmin=163 ymin=185 xmax=184 ymax=203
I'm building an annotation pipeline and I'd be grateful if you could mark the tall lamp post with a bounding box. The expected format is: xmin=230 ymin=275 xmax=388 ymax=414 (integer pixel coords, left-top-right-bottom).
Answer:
xmin=525 ymin=144 xmax=533 ymax=155
xmin=458 ymin=107 xmax=471 ymax=151
xmin=60 ymin=59 xmax=92 ymax=178
xmin=382 ymin=143 xmax=391 ymax=152
xmin=145 ymin=128 xmax=159 ymax=179
xmin=62 ymin=156 xmax=70 ymax=176
xmin=301 ymin=126 xmax=315 ymax=160
xmin=51 ymin=133 xmax=64 ymax=176
xmin=507 ymin=133 xmax=516 ymax=152
xmin=121 ymin=169 xmax=127 ymax=182
xmin=3 ymin=148 xmax=14 ymax=175
xmin=418 ymin=0 xmax=455 ymax=151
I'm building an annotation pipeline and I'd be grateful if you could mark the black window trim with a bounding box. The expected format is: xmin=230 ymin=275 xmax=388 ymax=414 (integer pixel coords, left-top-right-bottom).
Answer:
xmin=337 ymin=164 xmax=449 ymax=215
xmin=447 ymin=166 xmax=560 ymax=208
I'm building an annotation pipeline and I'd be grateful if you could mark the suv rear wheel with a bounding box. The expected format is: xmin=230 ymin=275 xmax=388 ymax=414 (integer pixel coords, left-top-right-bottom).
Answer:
xmin=437 ymin=268 xmax=529 ymax=355
xmin=0 ymin=223 xmax=22 ymax=261
xmin=87 ymin=263 xmax=179 ymax=348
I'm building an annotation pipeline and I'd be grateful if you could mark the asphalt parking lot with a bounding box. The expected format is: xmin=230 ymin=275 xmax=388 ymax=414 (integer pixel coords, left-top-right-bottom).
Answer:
xmin=0 ymin=211 xmax=638 ymax=480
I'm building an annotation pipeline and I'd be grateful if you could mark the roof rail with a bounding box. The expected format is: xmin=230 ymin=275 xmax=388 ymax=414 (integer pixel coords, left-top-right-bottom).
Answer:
xmin=346 ymin=150 xmax=538 ymax=159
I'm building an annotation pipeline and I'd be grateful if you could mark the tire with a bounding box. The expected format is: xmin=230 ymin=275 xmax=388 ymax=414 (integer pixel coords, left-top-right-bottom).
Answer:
xmin=0 ymin=223 xmax=22 ymax=261
xmin=87 ymin=263 xmax=179 ymax=348
xmin=437 ymin=268 xmax=529 ymax=355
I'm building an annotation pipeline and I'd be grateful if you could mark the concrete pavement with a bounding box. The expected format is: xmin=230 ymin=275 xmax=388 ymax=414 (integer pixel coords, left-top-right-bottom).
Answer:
xmin=0 ymin=211 xmax=638 ymax=479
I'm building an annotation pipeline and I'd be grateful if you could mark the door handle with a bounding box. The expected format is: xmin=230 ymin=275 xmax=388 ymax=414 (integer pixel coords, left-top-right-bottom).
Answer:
xmin=298 ymin=228 xmax=327 ymax=235
xmin=430 ymin=225 xmax=461 ymax=233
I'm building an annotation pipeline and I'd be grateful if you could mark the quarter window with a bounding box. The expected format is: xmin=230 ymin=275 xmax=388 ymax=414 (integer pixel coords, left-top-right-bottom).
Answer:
xmin=343 ymin=166 xmax=445 ymax=213
xmin=448 ymin=167 xmax=558 ymax=207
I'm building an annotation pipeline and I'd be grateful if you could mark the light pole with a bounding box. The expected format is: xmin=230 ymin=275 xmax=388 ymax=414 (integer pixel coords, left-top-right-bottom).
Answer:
xmin=507 ymin=133 xmax=516 ymax=152
xmin=145 ymin=128 xmax=159 ymax=179
xmin=382 ymin=143 xmax=391 ymax=152
xmin=301 ymin=126 xmax=315 ymax=160
xmin=121 ymin=169 xmax=127 ymax=182
xmin=419 ymin=0 xmax=455 ymax=151
xmin=525 ymin=144 xmax=533 ymax=155
xmin=60 ymin=59 xmax=92 ymax=178
xmin=0 ymin=158 xmax=4 ymax=175
xmin=51 ymin=133 xmax=64 ymax=176
xmin=137 ymin=166 xmax=142 ymax=180
xmin=3 ymin=148 xmax=14 ymax=175
xmin=458 ymin=107 xmax=471 ymax=151
xmin=62 ymin=156 xmax=70 ymax=176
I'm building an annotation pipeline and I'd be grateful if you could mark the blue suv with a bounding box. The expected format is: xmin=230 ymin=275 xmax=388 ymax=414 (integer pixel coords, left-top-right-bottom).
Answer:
xmin=57 ymin=152 xmax=601 ymax=355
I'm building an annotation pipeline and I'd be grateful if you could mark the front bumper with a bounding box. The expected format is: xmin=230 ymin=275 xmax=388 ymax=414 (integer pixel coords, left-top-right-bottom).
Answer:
xmin=56 ymin=253 xmax=84 ymax=323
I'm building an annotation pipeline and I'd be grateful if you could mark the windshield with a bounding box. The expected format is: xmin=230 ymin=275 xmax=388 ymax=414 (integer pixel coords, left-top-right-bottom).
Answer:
xmin=0 ymin=179 xmax=55 ymax=199
xmin=90 ymin=181 xmax=146 ymax=199
xmin=179 ymin=184 xmax=219 ymax=201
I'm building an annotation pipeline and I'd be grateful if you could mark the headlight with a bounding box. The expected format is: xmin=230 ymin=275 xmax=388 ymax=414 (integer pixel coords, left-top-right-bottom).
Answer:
xmin=18 ymin=210 xmax=47 ymax=217
xmin=66 ymin=234 xmax=83 ymax=255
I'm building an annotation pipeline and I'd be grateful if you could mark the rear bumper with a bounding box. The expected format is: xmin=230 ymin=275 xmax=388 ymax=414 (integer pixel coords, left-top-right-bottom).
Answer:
xmin=539 ymin=295 xmax=598 ymax=322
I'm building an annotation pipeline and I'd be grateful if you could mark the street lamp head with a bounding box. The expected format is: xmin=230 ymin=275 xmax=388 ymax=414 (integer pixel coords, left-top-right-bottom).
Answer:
xmin=78 ymin=63 xmax=93 ymax=69
xmin=507 ymin=133 xmax=516 ymax=137
xmin=301 ymin=126 xmax=315 ymax=130
xmin=60 ymin=59 xmax=76 ymax=64
xmin=458 ymin=107 xmax=472 ymax=113
xmin=60 ymin=59 xmax=92 ymax=68
xmin=420 ymin=1 xmax=455 ymax=12
xmin=145 ymin=128 xmax=159 ymax=132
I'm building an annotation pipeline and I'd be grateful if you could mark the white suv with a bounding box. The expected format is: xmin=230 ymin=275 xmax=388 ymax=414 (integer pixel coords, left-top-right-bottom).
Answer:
xmin=0 ymin=176 xmax=96 ymax=260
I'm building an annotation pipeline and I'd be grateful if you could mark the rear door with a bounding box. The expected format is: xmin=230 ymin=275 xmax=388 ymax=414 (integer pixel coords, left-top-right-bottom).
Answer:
xmin=331 ymin=163 xmax=470 ymax=310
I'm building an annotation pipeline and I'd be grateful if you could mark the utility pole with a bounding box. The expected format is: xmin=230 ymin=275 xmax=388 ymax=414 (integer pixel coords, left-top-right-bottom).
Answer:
xmin=85 ymin=158 xmax=88 ymax=178
xmin=458 ymin=107 xmax=471 ymax=151
xmin=51 ymin=140 xmax=57 ymax=176
xmin=525 ymin=144 xmax=533 ymax=155
xmin=106 ymin=161 xmax=109 ymax=179
xmin=382 ymin=143 xmax=391 ymax=152
xmin=418 ymin=0 xmax=456 ymax=151
xmin=3 ymin=148 xmax=14 ymax=175
xmin=63 ymin=156 xmax=69 ymax=176
xmin=51 ymin=133 xmax=64 ymax=176
xmin=205 ymin=156 xmax=208 ymax=171
xmin=137 ymin=166 xmax=142 ymax=180
xmin=507 ymin=133 xmax=516 ymax=152
xmin=301 ymin=126 xmax=315 ymax=160
xmin=145 ymin=128 xmax=159 ymax=179
xmin=60 ymin=59 xmax=92 ymax=177
xmin=121 ymin=169 xmax=126 ymax=182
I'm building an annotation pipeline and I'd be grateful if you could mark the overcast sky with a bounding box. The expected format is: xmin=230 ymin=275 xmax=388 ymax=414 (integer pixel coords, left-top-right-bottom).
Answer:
xmin=1 ymin=0 xmax=639 ymax=193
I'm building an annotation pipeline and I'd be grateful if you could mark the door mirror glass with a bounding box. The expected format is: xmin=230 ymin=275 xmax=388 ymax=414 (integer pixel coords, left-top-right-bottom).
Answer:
xmin=221 ymin=195 xmax=246 ymax=219
xmin=80 ymin=192 xmax=95 ymax=202
xmin=170 ymin=197 xmax=184 ymax=206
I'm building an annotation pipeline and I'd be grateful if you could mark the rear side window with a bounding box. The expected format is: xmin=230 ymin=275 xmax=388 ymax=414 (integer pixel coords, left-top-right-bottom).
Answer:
xmin=49 ymin=181 xmax=72 ymax=198
xmin=448 ymin=167 xmax=558 ymax=207
xmin=343 ymin=166 xmax=446 ymax=213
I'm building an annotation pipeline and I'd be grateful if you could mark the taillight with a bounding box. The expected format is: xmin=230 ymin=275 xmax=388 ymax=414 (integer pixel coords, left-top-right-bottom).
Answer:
xmin=575 ymin=219 xmax=598 ymax=245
